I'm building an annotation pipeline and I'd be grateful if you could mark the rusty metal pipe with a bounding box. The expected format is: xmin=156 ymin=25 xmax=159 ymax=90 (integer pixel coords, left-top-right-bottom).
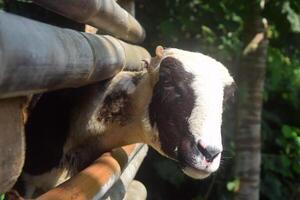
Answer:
xmin=37 ymin=144 xmax=148 ymax=200
xmin=103 ymin=144 xmax=148 ymax=199
xmin=33 ymin=0 xmax=145 ymax=44
xmin=0 ymin=11 xmax=150 ymax=99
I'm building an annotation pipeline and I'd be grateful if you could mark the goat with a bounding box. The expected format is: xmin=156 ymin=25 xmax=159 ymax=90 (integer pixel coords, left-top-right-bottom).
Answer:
xmin=19 ymin=46 xmax=235 ymax=197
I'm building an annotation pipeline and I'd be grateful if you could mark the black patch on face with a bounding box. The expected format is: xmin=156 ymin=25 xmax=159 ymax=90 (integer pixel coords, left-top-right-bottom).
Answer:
xmin=149 ymin=57 xmax=196 ymax=159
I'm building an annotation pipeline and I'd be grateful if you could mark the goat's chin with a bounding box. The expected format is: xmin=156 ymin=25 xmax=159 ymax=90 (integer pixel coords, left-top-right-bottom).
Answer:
xmin=181 ymin=167 xmax=211 ymax=179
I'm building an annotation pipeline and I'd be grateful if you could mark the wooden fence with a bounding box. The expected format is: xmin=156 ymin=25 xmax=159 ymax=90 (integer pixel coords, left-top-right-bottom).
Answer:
xmin=0 ymin=0 xmax=149 ymax=199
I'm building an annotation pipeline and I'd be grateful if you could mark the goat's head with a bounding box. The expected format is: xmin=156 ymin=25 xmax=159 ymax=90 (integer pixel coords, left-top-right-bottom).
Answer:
xmin=97 ymin=46 xmax=235 ymax=179
xmin=144 ymin=46 xmax=235 ymax=179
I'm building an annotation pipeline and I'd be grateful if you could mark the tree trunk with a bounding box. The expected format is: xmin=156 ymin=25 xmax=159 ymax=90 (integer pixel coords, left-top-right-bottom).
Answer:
xmin=234 ymin=1 xmax=268 ymax=200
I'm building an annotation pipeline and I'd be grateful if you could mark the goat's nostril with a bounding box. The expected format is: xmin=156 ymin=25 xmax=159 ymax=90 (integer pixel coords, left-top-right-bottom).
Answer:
xmin=197 ymin=142 xmax=221 ymax=163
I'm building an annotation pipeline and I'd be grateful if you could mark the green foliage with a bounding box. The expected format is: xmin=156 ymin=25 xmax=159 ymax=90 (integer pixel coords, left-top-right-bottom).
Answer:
xmin=282 ymin=1 xmax=300 ymax=33
xmin=262 ymin=5 xmax=300 ymax=196
xmin=226 ymin=178 xmax=240 ymax=192
xmin=0 ymin=194 xmax=4 ymax=200
xmin=137 ymin=0 xmax=300 ymax=199
xmin=261 ymin=124 xmax=300 ymax=199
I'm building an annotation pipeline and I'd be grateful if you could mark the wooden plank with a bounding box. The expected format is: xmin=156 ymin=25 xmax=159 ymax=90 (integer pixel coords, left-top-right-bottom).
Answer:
xmin=0 ymin=97 xmax=26 ymax=193
xmin=32 ymin=0 xmax=145 ymax=44
xmin=0 ymin=11 xmax=150 ymax=99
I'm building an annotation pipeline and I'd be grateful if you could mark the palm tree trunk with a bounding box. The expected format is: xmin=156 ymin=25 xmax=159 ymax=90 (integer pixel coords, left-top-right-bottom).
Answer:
xmin=234 ymin=1 xmax=268 ymax=200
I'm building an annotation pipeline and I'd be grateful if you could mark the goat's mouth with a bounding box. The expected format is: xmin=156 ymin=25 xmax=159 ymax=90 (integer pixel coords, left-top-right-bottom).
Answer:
xmin=177 ymin=155 xmax=220 ymax=179
xmin=181 ymin=165 xmax=211 ymax=179
xmin=176 ymin=140 xmax=222 ymax=179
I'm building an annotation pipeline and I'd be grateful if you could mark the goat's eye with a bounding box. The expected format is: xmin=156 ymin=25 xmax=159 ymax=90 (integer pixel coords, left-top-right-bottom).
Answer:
xmin=163 ymin=86 xmax=181 ymax=102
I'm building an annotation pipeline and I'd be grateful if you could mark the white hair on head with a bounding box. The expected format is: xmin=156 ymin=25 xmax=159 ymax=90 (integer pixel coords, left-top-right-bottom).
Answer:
xmin=149 ymin=47 xmax=234 ymax=179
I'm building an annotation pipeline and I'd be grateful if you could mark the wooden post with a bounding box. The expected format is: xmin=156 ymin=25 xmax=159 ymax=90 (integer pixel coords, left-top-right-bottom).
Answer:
xmin=0 ymin=97 xmax=26 ymax=193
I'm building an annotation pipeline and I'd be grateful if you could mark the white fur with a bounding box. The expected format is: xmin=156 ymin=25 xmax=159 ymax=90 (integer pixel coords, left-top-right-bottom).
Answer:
xmin=160 ymin=48 xmax=234 ymax=174
xmin=22 ymin=168 xmax=70 ymax=198
xmin=22 ymin=48 xmax=233 ymax=196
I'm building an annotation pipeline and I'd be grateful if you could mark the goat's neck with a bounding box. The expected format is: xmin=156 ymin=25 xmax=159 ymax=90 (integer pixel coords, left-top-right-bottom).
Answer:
xmin=66 ymin=71 xmax=158 ymax=154
xmin=88 ymin=108 xmax=158 ymax=154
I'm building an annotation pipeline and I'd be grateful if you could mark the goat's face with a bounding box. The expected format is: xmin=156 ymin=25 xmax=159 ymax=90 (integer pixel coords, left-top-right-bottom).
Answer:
xmin=148 ymin=47 xmax=235 ymax=179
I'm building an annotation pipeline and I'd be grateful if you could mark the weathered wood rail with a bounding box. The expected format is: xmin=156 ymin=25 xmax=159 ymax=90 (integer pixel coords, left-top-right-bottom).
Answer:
xmin=0 ymin=0 xmax=150 ymax=198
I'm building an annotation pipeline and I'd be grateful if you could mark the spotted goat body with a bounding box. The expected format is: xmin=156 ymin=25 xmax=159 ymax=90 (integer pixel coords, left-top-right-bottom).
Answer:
xmin=19 ymin=46 xmax=235 ymax=197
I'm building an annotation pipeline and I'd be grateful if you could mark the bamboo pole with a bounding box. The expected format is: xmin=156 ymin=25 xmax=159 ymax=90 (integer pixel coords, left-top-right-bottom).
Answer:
xmin=32 ymin=0 xmax=145 ymax=44
xmin=37 ymin=144 xmax=147 ymax=200
xmin=0 ymin=11 xmax=150 ymax=99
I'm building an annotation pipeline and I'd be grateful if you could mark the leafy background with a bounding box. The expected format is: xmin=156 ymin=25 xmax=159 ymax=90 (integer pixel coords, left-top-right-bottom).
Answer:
xmin=135 ymin=0 xmax=300 ymax=199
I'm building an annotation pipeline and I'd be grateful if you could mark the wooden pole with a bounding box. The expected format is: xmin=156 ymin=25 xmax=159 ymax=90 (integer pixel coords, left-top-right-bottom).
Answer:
xmin=0 ymin=97 xmax=26 ymax=193
xmin=32 ymin=0 xmax=145 ymax=44
xmin=0 ymin=11 xmax=150 ymax=99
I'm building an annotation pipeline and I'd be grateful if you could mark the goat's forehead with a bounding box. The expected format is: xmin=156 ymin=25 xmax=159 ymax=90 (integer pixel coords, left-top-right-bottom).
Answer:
xmin=162 ymin=48 xmax=233 ymax=86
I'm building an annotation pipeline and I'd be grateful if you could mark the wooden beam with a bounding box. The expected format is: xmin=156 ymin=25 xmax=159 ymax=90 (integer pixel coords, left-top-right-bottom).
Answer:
xmin=37 ymin=144 xmax=147 ymax=200
xmin=32 ymin=0 xmax=145 ymax=44
xmin=0 ymin=11 xmax=150 ymax=99
xmin=0 ymin=97 xmax=26 ymax=193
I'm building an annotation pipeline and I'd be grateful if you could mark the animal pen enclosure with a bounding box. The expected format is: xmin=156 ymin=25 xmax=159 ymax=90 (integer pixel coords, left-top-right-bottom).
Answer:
xmin=0 ymin=0 xmax=149 ymax=199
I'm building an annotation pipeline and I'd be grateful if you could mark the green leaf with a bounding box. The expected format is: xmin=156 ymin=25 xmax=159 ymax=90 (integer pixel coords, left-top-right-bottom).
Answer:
xmin=0 ymin=194 xmax=4 ymax=200
xmin=201 ymin=25 xmax=217 ymax=44
xmin=282 ymin=2 xmax=300 ymax=33
xmin=226 ymin=178 xmax=240 ymax=192
xmin=280 ymin=155 xmax=291 ymax=169
xmin=261 ymin=174 xmax=284 ymax=200
xmin=282 ymin=125 xmax=297 ymax=139
xmin=295 ymin=137 xmax=300 ymax=148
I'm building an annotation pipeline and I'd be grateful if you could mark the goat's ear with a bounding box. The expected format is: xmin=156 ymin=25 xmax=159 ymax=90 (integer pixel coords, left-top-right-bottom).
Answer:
xmin=155 ymin=45 xmax=164 ymax=58
xmin=141 ymin=46 xmax=164 ymax=87
xmin=145 ymin=58 xmax=161 ymax=87
xmin=97 ymin=72 xmax=143 ymax=126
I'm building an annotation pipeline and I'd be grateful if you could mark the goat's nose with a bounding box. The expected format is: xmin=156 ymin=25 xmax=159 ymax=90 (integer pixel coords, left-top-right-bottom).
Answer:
xmin=197 ymin=141 xmax=221 ymax=163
